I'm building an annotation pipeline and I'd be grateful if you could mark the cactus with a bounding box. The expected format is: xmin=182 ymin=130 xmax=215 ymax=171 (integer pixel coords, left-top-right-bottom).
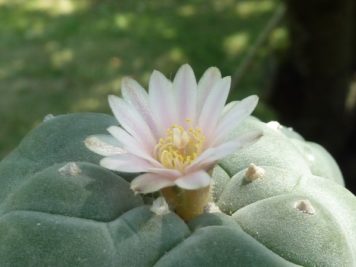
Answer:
xmin=0 ymin=113 xmax=355 ymax=266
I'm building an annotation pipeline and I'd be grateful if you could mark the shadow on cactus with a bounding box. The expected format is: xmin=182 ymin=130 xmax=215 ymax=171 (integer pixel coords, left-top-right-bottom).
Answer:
xmin=0 ymin=65 xmax=355 ymax=267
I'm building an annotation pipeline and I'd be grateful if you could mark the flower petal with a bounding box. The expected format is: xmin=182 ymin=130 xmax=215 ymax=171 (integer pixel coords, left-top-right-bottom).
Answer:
xmin=222 ymin=100 xmax=239 ymax=115
xmin=173 ymin=64 xmax=197 ymax=125
xmin=84 ymin=134 xmax=125 ymax=156
xmin=175 ymin=170 xmax=210 ymax=190
xmin=149 ymin=70 xmax=176 ymax=134
xmin=100 ymin=153 xmax=152 ymax=173
xmin=108 ymin=95 xmax=156 ymax=149
xmin=197 ymin=67 xmax=221 ymax=114
xmin=107 ymin=126 xmax=160 ymax=166
xmin=213 ymin=95 xmax=259 ymax=144
xmin=121 ymin=77 xmax=159 ymax=138
xmin=197 ymin=76 xmax=231 ymax=140
xmin=148 ymin=167 xmax=181 ymax=178
xmin=187 ymin=130 xmax=263 ymax=172
xmin=131 ymin=173 xmax=175 ymax=194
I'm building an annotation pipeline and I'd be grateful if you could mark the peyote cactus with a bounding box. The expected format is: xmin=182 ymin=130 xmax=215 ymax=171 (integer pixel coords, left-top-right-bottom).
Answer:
xmin=0 ymin=112 xmax=355 ymax=267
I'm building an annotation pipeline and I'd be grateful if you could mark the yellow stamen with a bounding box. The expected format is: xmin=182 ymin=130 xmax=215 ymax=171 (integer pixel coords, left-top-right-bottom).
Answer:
xmin=155 ymin=124 xmax=205 ymax=171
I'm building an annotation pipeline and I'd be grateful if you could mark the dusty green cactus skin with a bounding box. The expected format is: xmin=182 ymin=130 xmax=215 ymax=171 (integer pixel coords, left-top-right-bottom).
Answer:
xmin=0 ymin=113 xmax=354 ymax=266
xmin=215 ymin=117 xmax=356 ymax=266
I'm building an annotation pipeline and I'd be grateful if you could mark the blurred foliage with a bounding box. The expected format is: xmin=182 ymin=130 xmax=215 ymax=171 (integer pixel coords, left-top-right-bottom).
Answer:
xmin=0 ymin=0 xmax=286 ymax=158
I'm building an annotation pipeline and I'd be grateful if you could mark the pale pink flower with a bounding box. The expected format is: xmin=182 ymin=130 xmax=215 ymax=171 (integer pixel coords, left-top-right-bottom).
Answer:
xmin=85 ymin=64 xmax=260 ymax=194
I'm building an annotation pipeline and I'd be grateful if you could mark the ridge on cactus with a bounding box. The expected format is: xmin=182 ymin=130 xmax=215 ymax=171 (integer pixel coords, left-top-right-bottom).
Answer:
xmin=1 ymin=110 xmax=355 ymax=266
xmin=85 ymin=64 xmax=260 ymax=195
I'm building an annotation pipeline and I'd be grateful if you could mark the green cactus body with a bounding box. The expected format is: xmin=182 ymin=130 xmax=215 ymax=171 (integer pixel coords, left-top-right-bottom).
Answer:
xmin=0 ymin=113 xmax=354 ymax=266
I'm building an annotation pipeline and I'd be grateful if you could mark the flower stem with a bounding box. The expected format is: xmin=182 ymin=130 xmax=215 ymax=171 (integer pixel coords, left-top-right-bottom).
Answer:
xmin=160 ymin=186 xmax=210 ymax=221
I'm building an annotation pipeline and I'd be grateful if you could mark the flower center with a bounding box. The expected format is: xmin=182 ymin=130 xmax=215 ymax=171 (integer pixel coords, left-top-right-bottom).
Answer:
xmin=155 ymin=124 xmax=205 ymax=171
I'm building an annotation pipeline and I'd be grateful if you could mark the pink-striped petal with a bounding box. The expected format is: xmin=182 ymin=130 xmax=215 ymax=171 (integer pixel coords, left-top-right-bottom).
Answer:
xmin=175 ymin=170 xmax=210 ymax=190
xmin=148 ymin=70 xmax=176 ymax=134
xmin=197 ymin=76 xmax=231 ymax=141
xmin=131 ymin=173 xmax=175 ymax=194
xmin=197 ymin=67 xmax=221 ymax=114
xmin=173 ymin=64 xmax=197 ymax=125
xmin=108 ymin=95 xmax=156 ymax=149
xmin=187 ymin=130 xmax=262 ymax=172
xmin=148 ymin=167 xmax=181 ymax=178
xmin=100 ymin=153 xmax=153 ymax=173
xmin=84 ymin=134 xmax=125 ymax=156
xmin=121 ymin=77 xmax=159 ymax=138
xmin=107 ymin=126 xmax=160 ymax=166
xmin=213 ymin=95 xmax=259 ymax=145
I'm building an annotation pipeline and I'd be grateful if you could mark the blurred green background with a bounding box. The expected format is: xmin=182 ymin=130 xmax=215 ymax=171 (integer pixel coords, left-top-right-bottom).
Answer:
xmin=0 ymin=0 xmax=286 ymax=158
xmin=1 ymin=0 xmax=355 ymax=194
